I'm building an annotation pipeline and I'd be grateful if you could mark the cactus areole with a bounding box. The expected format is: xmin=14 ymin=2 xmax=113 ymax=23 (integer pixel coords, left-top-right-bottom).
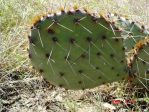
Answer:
xmin=28 ymin=9 xmax=128 ymax=90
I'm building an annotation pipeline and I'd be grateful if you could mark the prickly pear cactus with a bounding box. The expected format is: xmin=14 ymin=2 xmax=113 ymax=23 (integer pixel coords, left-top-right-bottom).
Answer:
xmin=108 ymin=13 xmax=149 ymax=51
xmin=128 ymin=37 xmax=149 ymax=90
xmin=28 ymin=8 xmax=128 ymax=90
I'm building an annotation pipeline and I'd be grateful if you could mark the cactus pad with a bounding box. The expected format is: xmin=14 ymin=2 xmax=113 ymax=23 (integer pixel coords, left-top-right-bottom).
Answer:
xmin=128 ymin=37 xmax=149 ymax=90
xmin=28 ymin=9 xmax=128 ymax=90
xmin=108 ymin=13 xmax=149 ymax=51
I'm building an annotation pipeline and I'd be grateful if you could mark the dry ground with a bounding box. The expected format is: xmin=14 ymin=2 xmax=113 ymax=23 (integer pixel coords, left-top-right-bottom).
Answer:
xmin=0 ymin=0 xmax=149 ymax=112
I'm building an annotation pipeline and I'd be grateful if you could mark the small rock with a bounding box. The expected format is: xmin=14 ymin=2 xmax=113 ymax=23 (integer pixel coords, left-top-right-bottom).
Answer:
xmin=102 ymin=102 xmax=116 ymax=110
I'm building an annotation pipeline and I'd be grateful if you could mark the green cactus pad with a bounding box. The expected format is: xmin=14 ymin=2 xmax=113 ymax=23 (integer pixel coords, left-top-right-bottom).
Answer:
xmin=128 ymin=37 xmax=149 ymax=90
xmin=108 ymin=13 xmax=149 ymax=51
xmin=28 ymin=9 xmax=128 ymax=90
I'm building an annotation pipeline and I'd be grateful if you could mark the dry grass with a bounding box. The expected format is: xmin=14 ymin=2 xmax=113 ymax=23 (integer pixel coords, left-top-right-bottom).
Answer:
xmin=0 ymin=0 xmax=149 ymax=112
